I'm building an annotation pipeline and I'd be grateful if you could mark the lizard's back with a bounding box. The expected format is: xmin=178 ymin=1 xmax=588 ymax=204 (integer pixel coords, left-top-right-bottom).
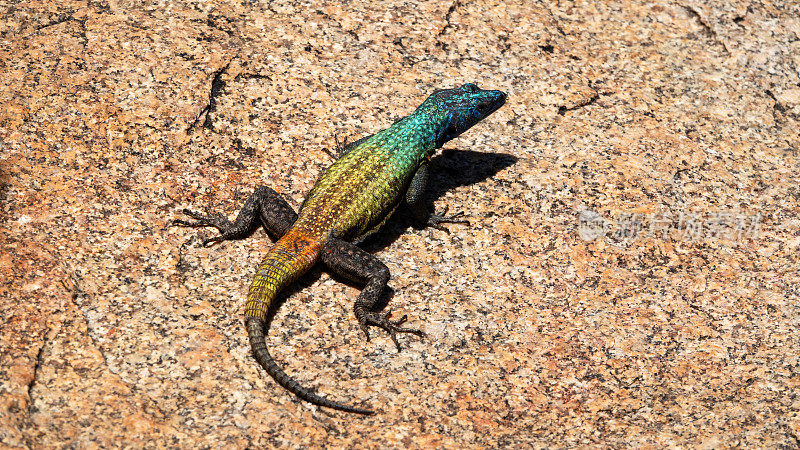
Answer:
xmin=296 ymin=128 xmax=426 ymax=241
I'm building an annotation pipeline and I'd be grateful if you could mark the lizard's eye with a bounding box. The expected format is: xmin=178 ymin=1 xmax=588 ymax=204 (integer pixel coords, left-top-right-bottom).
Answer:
xmin=462 ymin=83 xmax=479 ymax=93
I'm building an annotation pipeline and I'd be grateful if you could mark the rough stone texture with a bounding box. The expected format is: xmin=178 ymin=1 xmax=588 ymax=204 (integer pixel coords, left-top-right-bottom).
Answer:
xmin=1 ymin=0 xmax=798 ymax=447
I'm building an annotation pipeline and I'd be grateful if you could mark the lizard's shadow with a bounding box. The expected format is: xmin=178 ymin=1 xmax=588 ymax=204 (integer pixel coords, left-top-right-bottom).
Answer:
xmin=265 ymin=149 xmax=516 ymax=325
xmin=360 ymin=149 xmax=518 ymax=254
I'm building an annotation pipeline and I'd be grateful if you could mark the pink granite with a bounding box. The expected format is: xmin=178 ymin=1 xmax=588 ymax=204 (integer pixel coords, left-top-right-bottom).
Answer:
xmin=1 ymin=0 xmax=798 ymax=447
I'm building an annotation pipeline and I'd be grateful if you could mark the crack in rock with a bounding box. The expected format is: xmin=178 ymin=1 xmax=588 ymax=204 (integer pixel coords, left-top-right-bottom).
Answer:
xmin=558 ymin=89 xmax=600 ymax=115
xmin=187 ymin=61 xmax=232 ymax=133
xmin=681 ymin=4 xmax=731 ymax=55
xmin=26 ymin=342 xmax=46 ymax=415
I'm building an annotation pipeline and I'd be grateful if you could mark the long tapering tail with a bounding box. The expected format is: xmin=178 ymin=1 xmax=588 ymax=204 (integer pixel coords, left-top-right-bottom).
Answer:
xmin=246 ymin=318 xmax=373 ymax=414
xmin=244 ymin=230 xmax=374 ymax=415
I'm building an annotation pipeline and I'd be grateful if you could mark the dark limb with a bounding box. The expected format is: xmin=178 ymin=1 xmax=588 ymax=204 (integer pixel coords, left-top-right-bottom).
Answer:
xmin=324 ymin=134 xmax=371 ymax=160
xmin=406 ymin=162 xmax=470 ymax=232
xmin=172 ymin=186 xmax=297 ymax=245
xmin=335 ymin=134 xmax=373 ymax=158
xmin=321 ymin=238 xmax=423 ymax=351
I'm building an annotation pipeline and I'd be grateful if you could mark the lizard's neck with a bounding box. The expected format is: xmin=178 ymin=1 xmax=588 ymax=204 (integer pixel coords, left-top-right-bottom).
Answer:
xmin=375 ymin=111 xmax=449 ymax=157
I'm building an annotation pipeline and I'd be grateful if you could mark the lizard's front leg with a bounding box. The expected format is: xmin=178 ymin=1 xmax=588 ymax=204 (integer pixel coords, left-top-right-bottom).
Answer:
xmin=322 ymin=238 xmax=423 ymax=351
xmin=406 ymin=162 xmax=470 ymax=232
xmin=334 ymin=134 xmax=372 ymax=158
xmin=173 ymin=186 xmax=297 ymax=244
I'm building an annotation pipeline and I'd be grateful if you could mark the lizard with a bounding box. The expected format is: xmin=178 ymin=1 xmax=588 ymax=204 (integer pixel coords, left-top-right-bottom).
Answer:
xmin=174 ymin=83 xmax=507 ymax=414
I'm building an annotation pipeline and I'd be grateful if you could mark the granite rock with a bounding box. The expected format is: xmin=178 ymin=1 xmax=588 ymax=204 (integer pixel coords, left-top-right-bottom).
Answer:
xmin=1 ymin=0 xmax=798 ymax=447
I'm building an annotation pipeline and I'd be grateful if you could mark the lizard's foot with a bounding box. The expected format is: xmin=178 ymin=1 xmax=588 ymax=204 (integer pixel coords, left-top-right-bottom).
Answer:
xmin=172 ymin=209 xmax=230 ymax=246
xmin=334 ymin=134 xmax=348 ymax=153
xmin=427 ymin=205 xmax=470 ymax=233
xmin=357 ymin=310 xmax=424 ymax=351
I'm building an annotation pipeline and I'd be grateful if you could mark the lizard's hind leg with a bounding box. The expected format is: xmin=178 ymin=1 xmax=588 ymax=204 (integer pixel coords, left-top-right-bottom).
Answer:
xmin=322 ymin=238 xmax=424 ymax=351
xmin=173 ymin=186 xmax=298 ymax=245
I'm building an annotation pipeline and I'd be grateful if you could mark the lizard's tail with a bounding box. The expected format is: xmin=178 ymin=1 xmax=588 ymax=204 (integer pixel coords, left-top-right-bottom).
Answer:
xmin=246 ymin=317 xmax=373 ymax=414
xmin=244 ymin=230 xmax=374 ymax=415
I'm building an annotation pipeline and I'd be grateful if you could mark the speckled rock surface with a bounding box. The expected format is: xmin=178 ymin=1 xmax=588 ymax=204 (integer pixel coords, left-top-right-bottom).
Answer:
xmin=2 ymin=0 xmax=798 ymax=447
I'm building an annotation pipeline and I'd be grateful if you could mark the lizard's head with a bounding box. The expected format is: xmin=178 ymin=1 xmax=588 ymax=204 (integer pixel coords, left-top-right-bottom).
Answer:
xmin=417 ymin=83 xmax=507 ymax=147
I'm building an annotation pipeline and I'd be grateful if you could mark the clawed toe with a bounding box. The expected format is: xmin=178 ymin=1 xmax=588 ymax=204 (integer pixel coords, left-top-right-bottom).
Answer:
xmin=201 ymin=236 xmax=224 ymax=247
xmin=172 ymin=209 xmax=229 ymax=246
xmin=427 ymin=205 xmax=471 ymax=232
xmin=175 ymin=209 xmax=226 ymax=227
xmin=359 ymin=311 xmax=424 ymax=351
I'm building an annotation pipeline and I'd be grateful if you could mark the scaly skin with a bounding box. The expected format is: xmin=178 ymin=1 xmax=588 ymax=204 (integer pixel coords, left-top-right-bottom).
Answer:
xmin=175 ymin=84 xmax=506 ymax=414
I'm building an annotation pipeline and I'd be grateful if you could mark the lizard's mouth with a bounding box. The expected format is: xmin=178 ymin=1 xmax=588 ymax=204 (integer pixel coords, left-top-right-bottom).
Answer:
xmin=476 ymin=90 xmax=507 ymax=117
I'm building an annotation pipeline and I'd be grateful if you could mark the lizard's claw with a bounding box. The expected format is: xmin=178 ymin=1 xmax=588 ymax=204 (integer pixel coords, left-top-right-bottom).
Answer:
xmin=173 ymin=209 xmax=226 ymax=228
xmin=358 ymin=310 xmax=424 ymax=352
xmin=427 ymin=205 xmax=470 ymax=233
xmin=200 ymin=236 xmax=224 ymax=247
xmin=172 ymin=209 xmax=229 ymax=246
xmin=321 ymin=134 xmax=348 ymax=159
xmin=334 ymin=134 xmax=348 ymax=153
